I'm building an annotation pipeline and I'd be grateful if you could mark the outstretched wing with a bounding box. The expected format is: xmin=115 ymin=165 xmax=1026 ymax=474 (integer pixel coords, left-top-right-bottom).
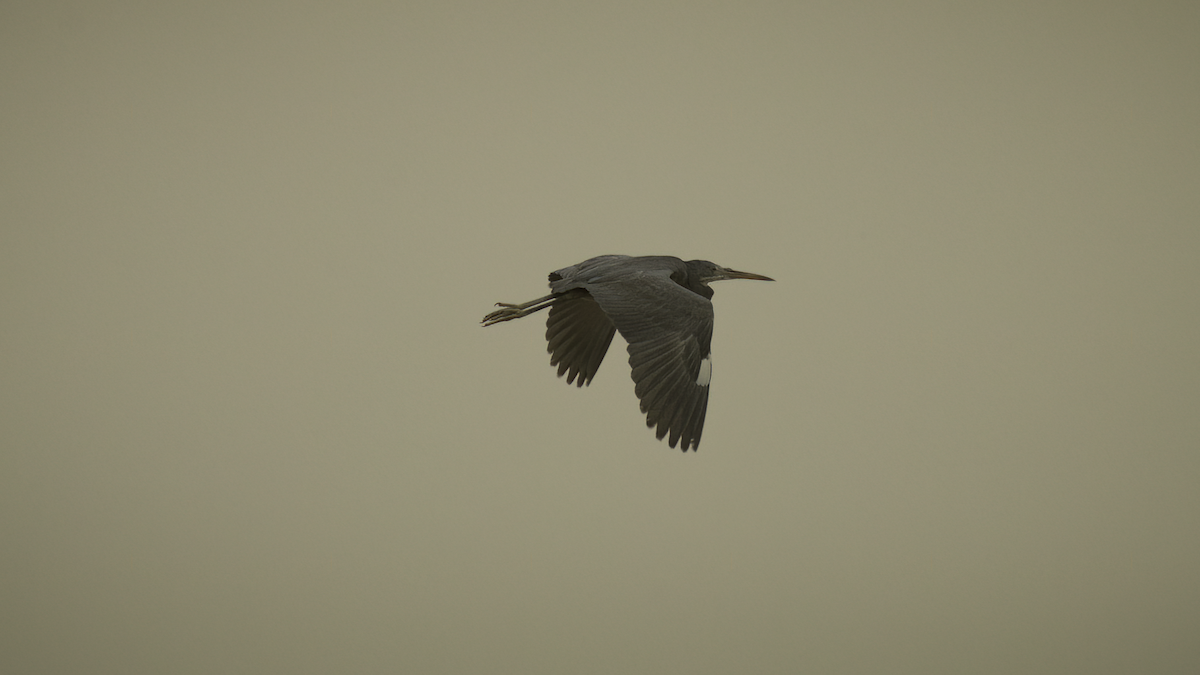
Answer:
xmin=585 ymin=270 xmax=714 ymax=451
xmin=544 ymin=289 xmax=616 ymax=386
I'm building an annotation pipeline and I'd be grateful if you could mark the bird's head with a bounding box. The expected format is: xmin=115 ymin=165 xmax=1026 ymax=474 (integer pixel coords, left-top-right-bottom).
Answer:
xmin=689 ymin=260 xmax=775 ymax=285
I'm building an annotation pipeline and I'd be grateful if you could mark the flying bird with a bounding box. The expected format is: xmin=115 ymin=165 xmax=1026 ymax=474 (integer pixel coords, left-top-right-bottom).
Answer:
xmin=481 ymin=255 xmax=773 ymax=451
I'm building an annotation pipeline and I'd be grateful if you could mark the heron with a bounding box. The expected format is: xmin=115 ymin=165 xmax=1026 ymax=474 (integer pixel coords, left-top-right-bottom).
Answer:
xmin=481 ymin=255 xmax=773 ymax=451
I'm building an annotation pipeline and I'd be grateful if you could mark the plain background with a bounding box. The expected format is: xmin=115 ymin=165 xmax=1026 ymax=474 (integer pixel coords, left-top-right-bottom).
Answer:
xmin=3 ymin=1 xmax=1198 ymax=673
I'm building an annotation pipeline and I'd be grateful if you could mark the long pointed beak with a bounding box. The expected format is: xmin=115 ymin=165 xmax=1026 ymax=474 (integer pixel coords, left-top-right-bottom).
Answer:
xmin=721 ymin=267 xmax=775 ymax=282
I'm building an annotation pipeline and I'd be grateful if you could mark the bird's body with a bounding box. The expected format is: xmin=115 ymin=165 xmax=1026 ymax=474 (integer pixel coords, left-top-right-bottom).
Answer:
xmin=482 ymin=255 xmax=773 ymax=451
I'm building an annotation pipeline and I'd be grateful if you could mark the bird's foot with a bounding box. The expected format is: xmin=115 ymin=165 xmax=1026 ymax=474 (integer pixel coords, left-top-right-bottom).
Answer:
xmin=481 ymin=303 xmax=527 ymax=326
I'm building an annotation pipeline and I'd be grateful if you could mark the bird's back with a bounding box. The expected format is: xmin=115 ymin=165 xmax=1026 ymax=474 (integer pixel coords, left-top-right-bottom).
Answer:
xmin=549 ymin=255 xmax=687 ymax=293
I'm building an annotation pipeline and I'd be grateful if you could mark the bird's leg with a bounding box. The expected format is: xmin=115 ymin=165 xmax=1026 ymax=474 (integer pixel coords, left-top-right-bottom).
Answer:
xmin=481 ymin=294 xmax=556 ymax=326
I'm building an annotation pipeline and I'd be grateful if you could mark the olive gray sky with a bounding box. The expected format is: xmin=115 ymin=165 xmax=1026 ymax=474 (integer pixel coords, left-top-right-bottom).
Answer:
xmin=3 ymin=1 xmax=1198 ymax=673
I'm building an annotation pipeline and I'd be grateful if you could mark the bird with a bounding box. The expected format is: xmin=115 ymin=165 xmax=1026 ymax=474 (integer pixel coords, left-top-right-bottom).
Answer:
xmin=481 ymin=255 xmax=773 ymax=451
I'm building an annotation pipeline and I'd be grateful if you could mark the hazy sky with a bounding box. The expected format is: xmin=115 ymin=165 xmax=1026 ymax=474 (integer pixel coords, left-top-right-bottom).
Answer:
xmin=3 ymin=2 xmax=1198 ymax=673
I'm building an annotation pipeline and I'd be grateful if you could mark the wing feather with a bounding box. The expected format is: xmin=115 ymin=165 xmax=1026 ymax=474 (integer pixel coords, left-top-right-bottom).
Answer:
xmin=582 ymin=271 xmax=715 ymax=450
xmin=544 ymin=289 xmax=616 ymax=386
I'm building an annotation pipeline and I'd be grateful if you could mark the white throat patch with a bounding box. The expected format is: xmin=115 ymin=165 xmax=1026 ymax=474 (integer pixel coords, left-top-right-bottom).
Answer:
xmin=696 ymin=354 xmax=712 ymax=386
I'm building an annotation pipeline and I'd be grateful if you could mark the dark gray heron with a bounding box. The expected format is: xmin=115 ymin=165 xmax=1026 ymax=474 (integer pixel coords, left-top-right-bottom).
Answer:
xmin=482 ymin=255 xmax=773 ymax=451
